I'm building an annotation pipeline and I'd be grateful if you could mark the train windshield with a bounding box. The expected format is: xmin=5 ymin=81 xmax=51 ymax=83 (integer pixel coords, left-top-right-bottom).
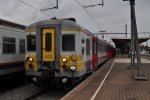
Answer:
xmin=62 ymin=34 xmax=75 ymax=51
xmin=27 ymin=35 xmax=36 ymax=51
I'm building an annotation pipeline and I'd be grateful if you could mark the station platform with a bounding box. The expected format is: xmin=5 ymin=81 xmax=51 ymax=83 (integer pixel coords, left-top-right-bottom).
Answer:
xmin=61 ymin=56 xmax=150 ymax=100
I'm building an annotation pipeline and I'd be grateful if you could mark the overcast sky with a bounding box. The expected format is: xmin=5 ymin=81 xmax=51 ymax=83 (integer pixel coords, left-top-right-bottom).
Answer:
xmin=0 ymin=0 xmax=150 ymax=34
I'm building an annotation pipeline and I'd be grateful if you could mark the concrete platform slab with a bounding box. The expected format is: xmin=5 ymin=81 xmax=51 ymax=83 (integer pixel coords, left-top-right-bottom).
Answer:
xmin=115 ymin=57 xmax=150 ymax=63
xmin=61 ymin=57 xmax=150 ymax=100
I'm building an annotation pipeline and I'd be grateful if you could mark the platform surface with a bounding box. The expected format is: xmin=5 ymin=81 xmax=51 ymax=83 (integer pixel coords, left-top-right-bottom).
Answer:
xmin=61 ymin=56 xmax=150 ymax=100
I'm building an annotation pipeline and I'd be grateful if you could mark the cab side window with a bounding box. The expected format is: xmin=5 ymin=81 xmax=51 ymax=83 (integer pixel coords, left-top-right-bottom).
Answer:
xmin=86 ymin=39 xmax=90 ymax=55
xmin=81 ymin=39 xmax=85 ymax=54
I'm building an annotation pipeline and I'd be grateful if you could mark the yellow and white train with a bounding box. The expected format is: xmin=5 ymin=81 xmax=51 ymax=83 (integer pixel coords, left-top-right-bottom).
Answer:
xmin=25 ymin=18 xmax=115 ymax=86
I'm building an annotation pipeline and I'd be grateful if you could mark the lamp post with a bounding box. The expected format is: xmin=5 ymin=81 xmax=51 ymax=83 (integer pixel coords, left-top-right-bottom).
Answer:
xmin=123 ymin=0 xmax=147 ymax=80
xmin=125 ymin=24 xmax=128 ymax=38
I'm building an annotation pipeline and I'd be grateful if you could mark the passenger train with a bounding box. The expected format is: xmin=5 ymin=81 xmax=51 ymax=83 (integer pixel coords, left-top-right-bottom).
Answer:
xmin=25 ymin=18 xmax=115 ymax=86
xmin=0 ymin=18 xmax=26 ymax=77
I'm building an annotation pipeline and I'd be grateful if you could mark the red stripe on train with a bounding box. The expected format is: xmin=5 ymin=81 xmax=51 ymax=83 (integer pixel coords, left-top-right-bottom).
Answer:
xmin=0 ymin=61 xmax=24 ymax=66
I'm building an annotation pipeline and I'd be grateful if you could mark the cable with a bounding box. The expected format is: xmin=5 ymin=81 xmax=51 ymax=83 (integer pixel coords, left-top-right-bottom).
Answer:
xmin=89 ymin=0 xmax=110 ymax=31
xmin=74 ymin=0 xmax=83 ymax=7
xmin=18 ymin=0 xmax=51 ymax=18
xmin=74 ymin=0 xmax=103 ymax=31
xmin=45 ymin=0 xmax=56 ymax=15
xmin=88 ymin=0 xmax=106 ymax=31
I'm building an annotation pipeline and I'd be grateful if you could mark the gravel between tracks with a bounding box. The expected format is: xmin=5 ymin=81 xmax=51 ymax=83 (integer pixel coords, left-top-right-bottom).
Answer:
xmin=0 ymin=84 xmax=43 ymax=100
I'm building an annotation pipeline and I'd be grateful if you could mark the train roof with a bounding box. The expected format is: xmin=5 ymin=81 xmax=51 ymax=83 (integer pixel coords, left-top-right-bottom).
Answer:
xmin=26 ymin=18 xmax=93 ymax=35
xmin=0 ymin=18 xmax=26 ymax=30
xmin=26 ymin=18 xmax=115 ymax=48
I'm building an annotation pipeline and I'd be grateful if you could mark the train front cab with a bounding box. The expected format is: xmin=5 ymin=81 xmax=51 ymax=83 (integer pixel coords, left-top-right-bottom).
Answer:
xmin=25 ymin=30 xmax=39 ymax=82
xmin=25 ymin=25 xmax=60 ymax=83
xmin=32 ymin=24 xmax=91 ymax=84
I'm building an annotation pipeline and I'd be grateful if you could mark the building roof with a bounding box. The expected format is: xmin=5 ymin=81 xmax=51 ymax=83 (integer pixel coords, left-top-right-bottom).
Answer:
xmin=0 ymin=18 xmax=26 ymax=30
xmin=112 ymin=37 xmax=150 ymax=52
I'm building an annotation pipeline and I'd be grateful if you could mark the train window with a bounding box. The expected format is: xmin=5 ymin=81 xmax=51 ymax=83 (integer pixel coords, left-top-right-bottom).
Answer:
xmin=101 ymin=44 xmax=103 ymax=52
xmin=20 ymin=39 xmax=25 ymax=53
xmin=93 ymin=41 xmax=97 ymax=55
xmin=102 ymin=45 xmax=104 ymax=53
xmin=27 ymin=35 xmax=36 ymax=51
xmin=82 ymin=39 xmax=85 ymax=54
xmin=86 ymin=39 xmax=90 ymax=55
xmin=82 ymin=39 xmax=84 ymax=43
xmin=62 ymin=35 xmax=75 ymax=51
xmin=82 ymin=47 xmax=84 ymax=54
xmin=3 ymin=37 xmax=16 ymax=54
xmin=45 ymin=33 xmax=52 ymax=51
xmin=98 ymin=43 xmax=101 ymax=53
xmin=103 ymin=45 xmax=104 ymax=53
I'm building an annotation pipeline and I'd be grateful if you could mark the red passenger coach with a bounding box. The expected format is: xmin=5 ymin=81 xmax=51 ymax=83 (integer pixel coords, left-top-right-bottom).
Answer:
xmin=106 ymin=44 xmax=116 ymax=59
xmin=106 ymin=44 xmax=111 ymax=59
xmin=92 ymin=36 xmax=98 ymax=71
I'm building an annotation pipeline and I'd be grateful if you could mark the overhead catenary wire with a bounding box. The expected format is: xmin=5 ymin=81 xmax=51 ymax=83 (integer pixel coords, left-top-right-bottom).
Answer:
xmin=88 ymin=0 xmax=107 ymax=31
xmin=45 ymin=0 xmax=56 ymax=15
xmin=82 ymin=0 xmax=104 ymax=8
xmin=18 ymin=0 xmax=51 ymax=18
xmin=74 ymin=0 xmax=103 ymax=31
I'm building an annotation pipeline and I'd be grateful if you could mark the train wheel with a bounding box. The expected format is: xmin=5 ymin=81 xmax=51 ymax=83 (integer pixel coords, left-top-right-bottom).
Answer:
xmin=32 ymin=77 xmax=45 ymax=87
xmin=25 ymin=76 xmax=32 ymax=84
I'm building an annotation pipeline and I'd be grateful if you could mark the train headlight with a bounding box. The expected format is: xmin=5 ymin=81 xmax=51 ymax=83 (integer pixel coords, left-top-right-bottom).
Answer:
xmin=70 ymin=66 xmax=76 ymax=71
xmin=28 ymin=57 xmax=34 ymax=62
xmin=62 ymin=77 xmax=68 ymax=83
xmin=62 ymin=57 xmax=68 ymax=63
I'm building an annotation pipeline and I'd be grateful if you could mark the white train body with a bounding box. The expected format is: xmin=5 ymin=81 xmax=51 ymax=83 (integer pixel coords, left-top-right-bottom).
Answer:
xmin=25 ymin=18 xmax=116 ymax=85
xmin=0 ymin=19 xmax=26 ymax=76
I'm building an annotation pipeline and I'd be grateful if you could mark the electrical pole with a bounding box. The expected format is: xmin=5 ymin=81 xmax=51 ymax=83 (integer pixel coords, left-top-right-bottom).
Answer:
xmin=125 ymin=24 xmax=128 ymax=38
xmin=146 ymin=41 xmax=148 ymax=54
xmin=123 ymin=0 xmax=147 ymax=80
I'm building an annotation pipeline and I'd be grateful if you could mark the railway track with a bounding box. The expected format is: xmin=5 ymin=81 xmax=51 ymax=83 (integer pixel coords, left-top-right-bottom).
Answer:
xmin=0 ymin=76 xmax=25 ymax=95
xmin=22 ymin=63 xmax=107 ymax=100
xmin=0 ymin=83 xmax=68 ymax=100
xmin=0 ymin=62 xmax=109 ymax=100
xmin=24 ymin=89 xmax=68 ymax=100
xmin=0 ymin=84 xmax=44 ymax=100
xmin=24 ymin=89 xmax=47 ymax=100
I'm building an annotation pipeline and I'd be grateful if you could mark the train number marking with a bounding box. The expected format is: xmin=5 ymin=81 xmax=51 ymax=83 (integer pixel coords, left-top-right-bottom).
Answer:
xmin=44 ymin=55 xmax=52 ymax=59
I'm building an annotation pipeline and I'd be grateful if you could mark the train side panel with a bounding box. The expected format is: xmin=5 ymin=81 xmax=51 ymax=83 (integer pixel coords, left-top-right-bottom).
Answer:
xmin=97 ymin=40 xmax=107 ymax=66
xmin=92 ymin=36 xmax=98 ymax=71
xmin=0 ymin=24 xmax=25 ymax=76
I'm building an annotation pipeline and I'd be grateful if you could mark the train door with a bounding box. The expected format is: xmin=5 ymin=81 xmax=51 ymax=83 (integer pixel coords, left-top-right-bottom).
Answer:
xmin=36 ymin=25 xmax=60 ymax=70
xmin=92 ymin=36 xmax=98 ymax=71
xmin=42 ymin=28 xmax=55 ymax=61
